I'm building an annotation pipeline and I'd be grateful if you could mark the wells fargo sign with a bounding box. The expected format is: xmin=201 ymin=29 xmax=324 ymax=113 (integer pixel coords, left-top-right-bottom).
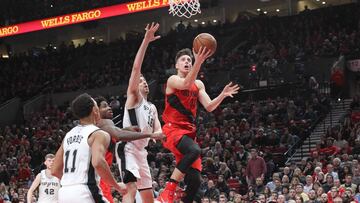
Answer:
xmin=0 ymin=0 xmax=169 ymax=38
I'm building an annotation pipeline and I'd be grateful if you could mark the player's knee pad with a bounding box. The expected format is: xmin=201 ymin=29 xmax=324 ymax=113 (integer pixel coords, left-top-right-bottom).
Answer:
xmin=184 ymin=145 xmax=201 ymax=166
xmin=176 ymin=136 xmax=201 ymax=172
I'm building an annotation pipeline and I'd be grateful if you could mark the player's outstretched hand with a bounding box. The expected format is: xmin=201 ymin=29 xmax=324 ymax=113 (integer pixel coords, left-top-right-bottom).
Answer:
xmin=116 ymin=182 xmax=128 ymax=195
xmin=221 ymin=82 xmax=240 ymax=98
xmin=144 ymin=22 xmax=161 ymax=43
xmin=150 ymin=132 xmax=166 ymax=141
xmin=193 ymin=46 xmax=212 ymax=64
xmin=122 ymin=126 xmax=141 ymax=132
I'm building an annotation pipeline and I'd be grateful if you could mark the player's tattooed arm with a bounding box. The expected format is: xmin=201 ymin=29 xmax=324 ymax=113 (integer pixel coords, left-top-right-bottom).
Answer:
xmin=97 ymin=119 xmax=164 ymax=141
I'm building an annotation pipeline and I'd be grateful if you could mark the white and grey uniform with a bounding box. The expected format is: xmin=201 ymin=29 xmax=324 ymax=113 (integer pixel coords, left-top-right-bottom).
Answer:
xmin=116 ymin=98 xmax=157 ymax=190
xmin=37 ymin=170 xmax=60 ymax=203
xmin=59 ymin=124 xmax=109 ymax=203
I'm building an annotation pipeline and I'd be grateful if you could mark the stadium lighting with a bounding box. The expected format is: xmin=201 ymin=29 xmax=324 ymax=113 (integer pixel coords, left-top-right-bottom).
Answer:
xmin=276 ymin=9 xmax=280 ymax=12
xmin=213 ymin=20 xmax=217 ymax=23
xmin=263 ymin=11 xmax=268 ymax=14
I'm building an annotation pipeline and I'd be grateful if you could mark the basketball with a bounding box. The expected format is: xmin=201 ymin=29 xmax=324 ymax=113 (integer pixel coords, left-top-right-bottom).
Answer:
xmin=193 ymin=33 xmax=217 ymax=56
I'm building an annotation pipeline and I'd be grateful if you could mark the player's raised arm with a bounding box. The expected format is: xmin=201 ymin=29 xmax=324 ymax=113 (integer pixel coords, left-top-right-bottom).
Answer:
xmin=167 ymin=47 xmax=212 ymax=92
xmin=197 ymin=81 xmax=239 ymax=112
xmin=51 ymin=143 xmax=64 ymax=179
xmin=127 ymin=23 xmax=160 ymax=98
xmin=26 ymin=173 xmax=41 ymax=203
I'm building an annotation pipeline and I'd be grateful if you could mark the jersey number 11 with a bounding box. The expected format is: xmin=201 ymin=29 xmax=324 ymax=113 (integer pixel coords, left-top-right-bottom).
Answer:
xmin=64 ymin=149 xmax=78 ymax=173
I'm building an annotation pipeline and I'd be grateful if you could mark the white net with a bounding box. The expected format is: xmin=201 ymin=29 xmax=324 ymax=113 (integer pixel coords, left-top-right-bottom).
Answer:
xmin=168 ymin=0 xmax=201 ymax=18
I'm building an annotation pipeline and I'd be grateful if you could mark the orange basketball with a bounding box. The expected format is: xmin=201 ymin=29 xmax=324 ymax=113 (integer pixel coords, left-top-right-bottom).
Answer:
xmin=193 ymin=33 xmax=217 ymax=56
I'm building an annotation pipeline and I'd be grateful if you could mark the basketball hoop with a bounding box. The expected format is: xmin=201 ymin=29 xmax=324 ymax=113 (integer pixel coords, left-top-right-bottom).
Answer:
xmin=168 ymin=0 xmax=201 ymax=18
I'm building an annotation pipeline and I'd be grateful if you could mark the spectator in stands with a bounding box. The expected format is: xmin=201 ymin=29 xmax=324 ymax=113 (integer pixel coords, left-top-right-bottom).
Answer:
xmin=201 ymin=196 xmax=210 ymax=203
xmin=218 ymin=193 xmax=228 ymax=203
xmin=258 ymin=193 xmax=266 ymax=203
xmin=282 ymin=175 xmax=290 ymax=185
xmin=233 ymin=193 xmax=242 ymax=203
xmin=319 ymin=193 xmax=328 ymax=203
xmin=295 ymin=195 xmax=304 ymax=203
xmin=307 ymin=189 xmax=318 ymax=203
xmin=0 ymin=182 xmax=10 ymax=202
xmin=325 ymin=164 xmax=339 ymax=180
xmin=0 ymin=164 xmax=9 ymax=186
xmin=266 ymin=173 xmax=280 ymax=192
xmin=341 ymin=174 xmax=357 ymax=193
xmin=354 ymin=186 xmax=360 ymax=202
xmin=245 ymin=188 xmax=256 ymax=202
xmin=216 ymin=175 xmax=230 ymax=194
xmin=322 ymin=174 xmax=335 ymax=193
xmin=267 ymin=130 xmax=280 ymax=147
xmin=204 ymin=180 xmax=220 ymax=200
xmin=218 ymin=162 xmax=232 ymax=180
xmin=304 ymin=175 xmax=314 ymax=194
xmin=303 ymin=162 xmax=315 ymax=176
xmin=246 ymin=148 xmax=267 ymax=185
xmin=319 ymin=138 xmax=341 ymax=157
xmin=281 ymin=167 xmax=292 ymax=179
xmin=280 ymin=128 xmax=295 ymax=148
xmin=339 ymin=165 xmax=351 ymax=183
xmin=295 ymin=184 xmax=309 ymax=202
xmin=254 ymin=177 xmax=265 ymax=194
xmin=236 ymin=145 xmax=249 ymax=166
xmin=352 ymin=168 xmax=360 ymax=185
xmin=265 ymin=154 xmax=277 ymax=181
xmin=334 ymin=133 xmax=348 ymax=150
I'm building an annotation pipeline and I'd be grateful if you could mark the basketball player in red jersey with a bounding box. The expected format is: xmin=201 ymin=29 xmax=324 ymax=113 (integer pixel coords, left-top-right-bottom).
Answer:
xmin=157 ymin=47 xmax=239 ymax=203
xmin=94 ymin=96 xmax=164 ymax=203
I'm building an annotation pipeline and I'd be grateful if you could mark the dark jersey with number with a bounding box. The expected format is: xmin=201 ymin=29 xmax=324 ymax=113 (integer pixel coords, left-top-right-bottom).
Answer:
xmin=162 ymin=83 xmax=199 ymax=138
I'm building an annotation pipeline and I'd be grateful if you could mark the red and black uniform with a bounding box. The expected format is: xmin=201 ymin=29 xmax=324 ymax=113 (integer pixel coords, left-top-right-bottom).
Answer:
xmin=99 ymin=138 xmax=116 ymax=203
xmin=162 ymin=83 xmax=202 ymax=171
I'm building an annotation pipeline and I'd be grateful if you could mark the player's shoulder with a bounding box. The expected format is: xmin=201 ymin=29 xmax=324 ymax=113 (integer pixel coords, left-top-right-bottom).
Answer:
xmin=37 ymin=171 xmax=43 ymax=177
xmin=97 ymin=119 xmax=114 ymax=128
xmin=167 ymin=75 xmax=181 ymax=82
xmin=92 ymin=129 xmax=110 ymax=138
xmin=195 ymin=79 xmax=205 ymax=88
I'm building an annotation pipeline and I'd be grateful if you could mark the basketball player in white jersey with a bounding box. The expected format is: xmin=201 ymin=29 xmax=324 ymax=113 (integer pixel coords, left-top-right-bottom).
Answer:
xmin=120 ymin=22 xmax=162 ymax=203
xmin=27 ymin=154 xmax=60 ymax=203
xmin=51 ymin=93 xmax=127 ymax=203
xmin=94 ymin=96 xmax=165 ymax=203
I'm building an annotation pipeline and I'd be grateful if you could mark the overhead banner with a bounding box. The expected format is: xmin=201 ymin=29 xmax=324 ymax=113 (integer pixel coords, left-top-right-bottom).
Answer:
xmin=348 ymin=59 xmax=360 ymax=72
xmin=0 ymin=0 xmax=169 ymax=38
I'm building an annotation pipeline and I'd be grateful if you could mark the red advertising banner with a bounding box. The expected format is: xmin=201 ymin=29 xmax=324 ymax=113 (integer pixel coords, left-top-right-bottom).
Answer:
xmin=0 ymin=0 xmax=169 ymax=38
